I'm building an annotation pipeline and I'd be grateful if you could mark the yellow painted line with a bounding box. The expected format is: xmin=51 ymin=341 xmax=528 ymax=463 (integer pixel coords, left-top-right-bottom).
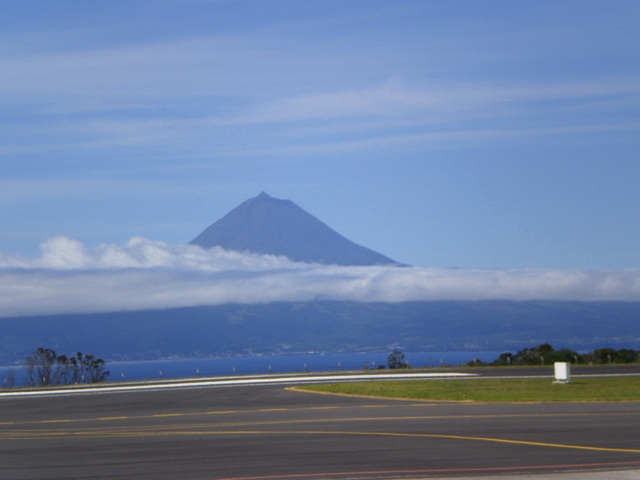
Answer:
xmin=162 ymin=428 xmax=640 ymax=454
xmin=2 ymin=403 xmax=638 ymax=428
xmin=353 ymin=430 xmax=640 ymax=454
xmin=9 ymin=412 xmax=612 ymax=433
xmin=0 ymin=404 xmax=385 ymax=427
xmin=4 ymin=425 xmax=640 ymax=454
xmin=191 ymin=413 xmax=639 ymax=433
xmin=457 ymin=434 xmax=640 ymax=453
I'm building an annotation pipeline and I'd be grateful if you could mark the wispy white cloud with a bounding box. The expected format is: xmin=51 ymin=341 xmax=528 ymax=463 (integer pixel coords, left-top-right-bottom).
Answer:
xmin=1 ymin=237 xmax=638 ymax=318
xmin=0 ymin=37 xmax=249 ymax=99
xmin=234 ymin=77 xmax=640 ymax=125
xmin=4 ymin=75 xmax=636 ymax=160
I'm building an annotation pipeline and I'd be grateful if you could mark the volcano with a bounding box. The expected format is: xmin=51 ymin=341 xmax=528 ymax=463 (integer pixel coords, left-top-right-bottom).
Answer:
xmin=190 ymin=192 xmax=399 ymax=266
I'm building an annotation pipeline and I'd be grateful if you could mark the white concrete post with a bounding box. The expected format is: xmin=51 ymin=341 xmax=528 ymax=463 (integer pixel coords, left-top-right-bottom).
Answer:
xmin=554 ymin=362 xmax=571 ymax=383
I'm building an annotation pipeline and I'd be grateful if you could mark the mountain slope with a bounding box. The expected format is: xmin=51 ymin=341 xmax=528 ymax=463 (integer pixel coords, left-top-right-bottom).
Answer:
xmin=190 ymin=192 xmax=399 ymax=266
xmin=2 ymin=301 xmax=639 ymax=364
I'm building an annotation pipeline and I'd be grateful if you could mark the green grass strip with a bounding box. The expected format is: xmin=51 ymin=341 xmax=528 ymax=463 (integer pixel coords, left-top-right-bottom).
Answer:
xmin=299 ymin=377 xmax=640 ymax=402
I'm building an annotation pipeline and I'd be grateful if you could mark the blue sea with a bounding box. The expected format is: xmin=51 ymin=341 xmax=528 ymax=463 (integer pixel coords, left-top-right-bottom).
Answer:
xmin=1 ymin=351 xmax=502 ymax=387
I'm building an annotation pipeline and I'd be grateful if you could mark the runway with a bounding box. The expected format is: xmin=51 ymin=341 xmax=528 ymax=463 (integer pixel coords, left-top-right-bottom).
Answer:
xmin=1 ymin=371 xmax=639 ymax=479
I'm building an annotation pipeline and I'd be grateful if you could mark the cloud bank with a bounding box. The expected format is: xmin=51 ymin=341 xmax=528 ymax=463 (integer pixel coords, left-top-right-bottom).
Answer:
xmin=1 ymin=236 xmax=639 ymax=317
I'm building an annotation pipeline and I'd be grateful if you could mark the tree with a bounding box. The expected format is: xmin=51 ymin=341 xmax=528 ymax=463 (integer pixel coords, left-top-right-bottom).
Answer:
xmin=25 ymin=347 xmax=58 ymax=386
xmin=491 ymin=345 xmax=639 ymax=367
xmin=55 ymin=354 xmax=75 ymax=385
xmin=616 ymin=349 xmax=640 ymax=363
xmin=24 ymin=348 xmax=109 ymax=387
xmin=490 ymin=344 xmax=581 ymax=366
xmin=492 ymin=352 xmax=514 ymax=366
xmin=79 ymin=353 xmax=109 ymax=383
xmin=583 ymin=348 xmax=640 ymax=364
xmin=388 ymin=348 xmax=408 ymax=369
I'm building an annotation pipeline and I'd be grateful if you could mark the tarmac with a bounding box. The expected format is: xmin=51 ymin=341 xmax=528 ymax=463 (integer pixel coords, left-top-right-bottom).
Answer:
xmin=428 ymin=470 xmax=640 ymax=480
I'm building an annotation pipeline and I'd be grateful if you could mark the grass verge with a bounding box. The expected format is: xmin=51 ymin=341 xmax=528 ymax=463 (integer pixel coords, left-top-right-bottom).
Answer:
xmin=298 ymin=377 xmax=640 ymax=402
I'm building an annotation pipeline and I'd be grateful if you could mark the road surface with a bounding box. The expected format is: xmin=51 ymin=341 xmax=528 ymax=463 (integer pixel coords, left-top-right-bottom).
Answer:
xmin=1 ymin=368 xmax=639 ymax=479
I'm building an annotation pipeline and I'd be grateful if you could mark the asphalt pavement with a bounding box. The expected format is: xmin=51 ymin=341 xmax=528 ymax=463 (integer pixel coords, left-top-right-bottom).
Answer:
xmin=428 ymin=471 xmax=640 ymax=480
xmin=1 ymin=367 xmax=639 ymax=479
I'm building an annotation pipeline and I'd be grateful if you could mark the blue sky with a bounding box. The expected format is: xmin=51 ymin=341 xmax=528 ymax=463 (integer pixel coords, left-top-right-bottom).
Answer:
xmin=1 ymin=0 xmax=639 ymax=314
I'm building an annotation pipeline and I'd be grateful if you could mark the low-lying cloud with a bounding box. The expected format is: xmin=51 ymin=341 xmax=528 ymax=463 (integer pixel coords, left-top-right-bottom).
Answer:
xmin=1 ymin=236 xmax=639 ymax=318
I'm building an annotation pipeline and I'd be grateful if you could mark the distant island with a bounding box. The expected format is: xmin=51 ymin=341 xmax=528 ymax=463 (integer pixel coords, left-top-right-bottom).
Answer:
xmin=1 ymin=300 xmax=639 ymax=365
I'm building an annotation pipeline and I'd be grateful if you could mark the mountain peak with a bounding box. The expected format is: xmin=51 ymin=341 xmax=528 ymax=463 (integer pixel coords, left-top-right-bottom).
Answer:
xmin=190 ymin=193 xmax=399 ymax=266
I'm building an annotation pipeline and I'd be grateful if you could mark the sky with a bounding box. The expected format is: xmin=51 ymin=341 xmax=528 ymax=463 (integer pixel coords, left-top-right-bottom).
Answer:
xmin=1 ymin=1 xmax=639 ymax=316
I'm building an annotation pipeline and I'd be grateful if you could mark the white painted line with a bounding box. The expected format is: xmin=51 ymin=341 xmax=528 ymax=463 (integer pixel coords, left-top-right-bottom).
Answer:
xmin=0 ymin=372 xmax=477 ymax=398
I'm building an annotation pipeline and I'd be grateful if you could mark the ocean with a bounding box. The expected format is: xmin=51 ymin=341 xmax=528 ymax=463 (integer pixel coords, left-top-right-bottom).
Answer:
xmin=1 ymin=351 xmax=502 ymax=387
